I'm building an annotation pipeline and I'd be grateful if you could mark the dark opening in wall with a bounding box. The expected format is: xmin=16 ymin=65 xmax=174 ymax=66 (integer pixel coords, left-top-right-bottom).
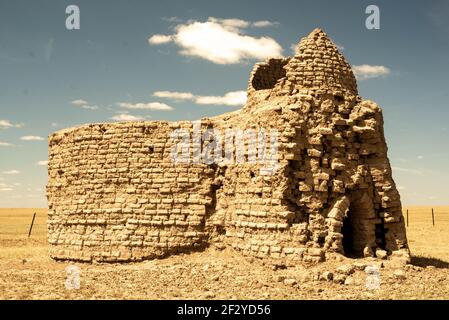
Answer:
xmin=334 ymin=95 xmax=345 ymax=103
xmin=148 ymin=145 xmax=154 ymax=154
xmin=375 ymin=223 xmax=387 ymax=250
xmin=318 ymin=235 xmax=325 ymax=247
xmin=251 ymin=59 xmax=288 ymax=90
xmin=341 ymin=208 xmax=365 ymax=258
xmin=342 ymin=214 xmax=355 ymax=257
xmin=215 ymin=226 xmax=226 ymax=235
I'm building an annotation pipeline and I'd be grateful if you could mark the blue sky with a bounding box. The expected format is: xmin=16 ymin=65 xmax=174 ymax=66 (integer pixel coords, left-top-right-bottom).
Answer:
xmin=1 ymin=0 xmax=449 ymax=207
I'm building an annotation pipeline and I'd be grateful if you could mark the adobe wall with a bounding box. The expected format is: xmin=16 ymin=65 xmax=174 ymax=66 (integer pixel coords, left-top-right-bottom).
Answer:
xmin=47 ymin=28 xmax=410 ymax=265
xmin=47 ymin=121 xmax=216 ymax=262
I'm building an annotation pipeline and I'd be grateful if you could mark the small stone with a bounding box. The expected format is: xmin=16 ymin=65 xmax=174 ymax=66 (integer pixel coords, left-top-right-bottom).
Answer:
xmin=211 ymin=275 xmax=220 ymax=281
xmin=320 ymin=271 xmax=333 ymax=281
xmin=283 ymin=278 xmax=297 ymax=286
xmin=393 ymin=270 xmax=406 ymax=280
xmin=363 ymin=246 xmax=374 ymax=257
xmin=333 ymin=274 xmax=346 ymax=284
xmin=353 ymin=262 xmax=367 ymax=271
xmin=274 ymin=275 xmax=286 ymax=282
xmin=375 ymin=249 xmax=388 ymax=259
xmin=344 ymin=277 xmax=354 ymax=285
xmin=336 ymin=264 xmax=355 ymax=275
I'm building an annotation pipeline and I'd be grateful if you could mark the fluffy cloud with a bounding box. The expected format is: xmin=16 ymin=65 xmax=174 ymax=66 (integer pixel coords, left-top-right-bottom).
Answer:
xmin=37 ymin=160 xmax=49 ymax=166
xmin=0 ymin=187 xmax=13 ymax=192
xmin=148 ymin=34 xmax=173 ymax=44
xmin=2 ymin=170 xmax=20 ymax=175
xmin=117 ymin=102 xmax=174 ymax=111
xmin=71 ymin=99 xmax=99 ymax=110
xmin=0 ymin=141 xmax=12 ymax=147
xmin=352 ymin=65 xmax=390 ymax=80
xmin=252 ymin=20 xmax=279 ymax=27
xmin=111 ymin=114 xmax=145 ymax=121
xmin=153 ymin=91 xmax=195 ymax=100
xmin=195 ymin=91 xmax=247 ymax=106
xmin=20 ymin=136 xmax=45 ymax=141
xmin=148 ymin=17 xmax=283 ymax=64
xmin=71 ymin=99 xmax=88 ymax=106
xmin=0 ymin=119 xmax=23 ymax=129
xmin=153 ymin=90 xmax=247 ymax=106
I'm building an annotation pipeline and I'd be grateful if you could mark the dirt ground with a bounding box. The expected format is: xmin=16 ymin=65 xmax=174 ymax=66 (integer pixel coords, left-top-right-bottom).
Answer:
xmin=0 ymin=207 xmax=448 ymax=300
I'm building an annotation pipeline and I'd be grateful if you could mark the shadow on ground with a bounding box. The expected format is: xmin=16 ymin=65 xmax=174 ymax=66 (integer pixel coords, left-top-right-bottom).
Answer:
xmin=411 ymin=255 xmax=449 ymax=269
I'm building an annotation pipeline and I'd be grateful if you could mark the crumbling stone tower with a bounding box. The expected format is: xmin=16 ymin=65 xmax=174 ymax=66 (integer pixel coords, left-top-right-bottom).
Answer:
xmin=47 ymin=29 xmax=409 ymax=264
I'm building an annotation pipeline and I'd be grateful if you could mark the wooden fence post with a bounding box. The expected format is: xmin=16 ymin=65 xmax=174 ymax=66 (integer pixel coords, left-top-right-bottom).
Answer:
xmin=28 ymin=212 xmax=36 ymax=238
xmin=432 ymin=208 xmax=435 ymax=226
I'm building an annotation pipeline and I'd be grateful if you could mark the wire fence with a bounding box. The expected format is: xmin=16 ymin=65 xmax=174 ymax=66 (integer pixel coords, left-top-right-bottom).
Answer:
xmin=403 ymin=207 xmax=449 ymax=227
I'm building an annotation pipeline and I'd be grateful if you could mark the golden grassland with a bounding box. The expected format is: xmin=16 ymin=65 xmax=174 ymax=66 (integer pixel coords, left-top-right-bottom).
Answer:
xmin=1 ymin=207 xmax=447 ymax=263
xmin=0 ymin=207 xmax=448 ymax=299
xmin=403 ymin=206 xmax=449 ymax=264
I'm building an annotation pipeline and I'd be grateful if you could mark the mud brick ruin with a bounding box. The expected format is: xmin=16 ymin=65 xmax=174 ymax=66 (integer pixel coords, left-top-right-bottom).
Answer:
xmin=47 ymin=29 xmax=409 ymax=265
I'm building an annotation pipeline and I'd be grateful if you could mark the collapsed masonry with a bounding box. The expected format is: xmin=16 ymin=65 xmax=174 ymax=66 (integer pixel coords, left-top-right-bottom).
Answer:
xmin=47 ymin=29 xmax=409 ymax=265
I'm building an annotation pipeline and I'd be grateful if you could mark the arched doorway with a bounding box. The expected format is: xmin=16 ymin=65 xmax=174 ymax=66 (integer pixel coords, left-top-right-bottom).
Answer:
xmin=341 ymin=191 xmax=378 ymax=258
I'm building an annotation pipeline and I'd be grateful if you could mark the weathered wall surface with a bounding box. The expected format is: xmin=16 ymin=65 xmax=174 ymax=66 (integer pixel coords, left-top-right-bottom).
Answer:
xmin=47 ymin=121 xmax=216 ymax=262
xmin=47 ymin=29 xmax=409 ymax=264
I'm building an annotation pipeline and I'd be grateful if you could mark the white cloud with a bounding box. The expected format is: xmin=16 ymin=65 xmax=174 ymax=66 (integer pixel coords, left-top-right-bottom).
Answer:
xmin=148 ymin=34 xmax=173 ymax=44
xmin=71 ymin=99 xmax=99 ymax=110
xmin=392 ymin=166 xmax=424 ymax=176
xmin=111 ymin=114 xmax=145 ymax=121
xmin=0 ymin=141 xmax=12 ymax=147
xmin=0 ymin=119 xmax=23 ymax=129
xmin=153 ymin=91 xmax=195 ymax=100
xmin=20 ymin=136 xmax=45 ymax=141
xmin=153 ymin=90 xmax=247 ymax=106
xmin=162 ymin=16 xmax=182 ymax=23
xmin=71 ymin=99 xmax=88 ymax=106
xmin=208 ymin=17 xmax=250 ymax=30
xmin=195 ymin=91 xmax=247 ymax=106
xmin=37 ymin=160 xmax=49 ymax=166
xmin=2 ymin=170 xmax=20 ymax=175
xmin=0 ymin=188 xmax=13 ymax=192
xmin=290 ymin=43 xmax=300 ymax=55
xmin=353 ymin=65 xmax=391 ymax=80
xmin=117 ymin=102 xmax=174 ymax=111
xmin=148 ymin=17 xmax=283 ymax=64
xmin=252 ymin=20 xmax=278 ymax=27
xmin=81 ymin=105 xmax=99 ymax=110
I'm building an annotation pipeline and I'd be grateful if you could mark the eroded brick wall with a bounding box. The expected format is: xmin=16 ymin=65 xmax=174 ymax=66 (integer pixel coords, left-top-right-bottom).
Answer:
xmin=47 ymin=121 xmax=216 ymax=262
xmin=47 ymin=28 xmax=409 ymax=264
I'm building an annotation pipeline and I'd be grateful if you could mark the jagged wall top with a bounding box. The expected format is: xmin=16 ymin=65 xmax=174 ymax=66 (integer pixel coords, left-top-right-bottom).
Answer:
xmin=247 ymin=29 xmax=358 ymax=106
xmin=285 ymin=28 xmax=357 ymax=95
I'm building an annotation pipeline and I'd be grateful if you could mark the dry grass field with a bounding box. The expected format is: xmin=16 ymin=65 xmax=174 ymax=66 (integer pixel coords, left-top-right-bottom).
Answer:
xmin=0 ymin=207 xmax=448 ymax=300
xmin=403 ymin=206 xmax=449 ymax=265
